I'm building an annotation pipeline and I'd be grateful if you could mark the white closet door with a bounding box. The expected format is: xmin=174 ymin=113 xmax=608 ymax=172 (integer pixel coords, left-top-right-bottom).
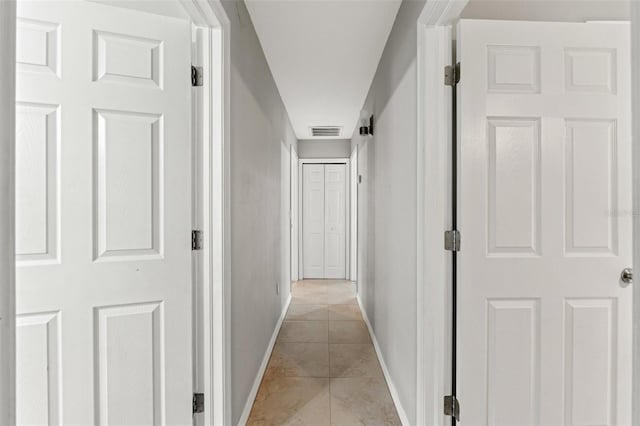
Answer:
xmin=457 ymin=20 xmax=631 ymax=426
xmin=324 ymin=164 xmax=347 ymax=279
xmin=303 ymin=164 xmax=325 ymax=278
xmin=15 ymin=2 xmax=192 ymax=425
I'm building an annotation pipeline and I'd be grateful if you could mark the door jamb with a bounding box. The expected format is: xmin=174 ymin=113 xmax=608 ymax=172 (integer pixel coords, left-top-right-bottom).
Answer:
xmin=298 ymin=158 xmax=351 ymax=280
xmin=178 ymin=2 xmax=231 ymax=425
xmin=414 ymin=1 xmax=467 ymax=425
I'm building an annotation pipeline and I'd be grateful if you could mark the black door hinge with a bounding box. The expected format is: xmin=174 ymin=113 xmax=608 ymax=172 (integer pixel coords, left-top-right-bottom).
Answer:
xmin=192 ymin=230 xmax=203 ymax=251
xmin=193 ymin=393 xmax=204 ymax=414
xmin=444 ymin=395 xmax=460 ymax=420
xmin=191 ymin=65 xmax=203 ymax=87
xmin=445 ymin=62 xmax=461 ymax=86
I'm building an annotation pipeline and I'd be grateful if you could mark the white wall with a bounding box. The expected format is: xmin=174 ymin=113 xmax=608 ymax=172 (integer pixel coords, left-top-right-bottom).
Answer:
xmin=220 ymin=1 xmax=298 ymax=422
xmin=351 ymin=1 xmax=426 ymax=422
xmin=298 ymin=139 xmax=351 ymax=159
xmin=0 ymin=3 xmax=16 ymax=424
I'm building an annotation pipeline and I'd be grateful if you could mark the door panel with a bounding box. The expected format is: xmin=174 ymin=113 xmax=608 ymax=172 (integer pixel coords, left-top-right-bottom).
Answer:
xmin=324 ymin=164 xmax=346 ymax=279
xmin=303 ymin=164 xmax=325 ymax=278
xmin=457 ymin=20 xmax=631 ymax=426
xmin=15 ymin=2 xmax=192 ymax=425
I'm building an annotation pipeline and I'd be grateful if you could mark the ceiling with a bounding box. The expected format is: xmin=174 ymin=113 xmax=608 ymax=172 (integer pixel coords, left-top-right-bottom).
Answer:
xmin=246 ymin=0 xmax=401 ymax=140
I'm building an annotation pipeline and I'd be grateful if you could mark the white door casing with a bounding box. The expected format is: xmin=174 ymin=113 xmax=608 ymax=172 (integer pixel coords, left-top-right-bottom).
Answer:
xmin=324 ymin=164 xmax=347 ymax=279
xmin=15 ymin=2 xmax=192 ymax=425
xmin=457 ymin=20 xmax=631 ymax=426
xmin=291 ymin=149 xmax=299 ymax=282
xmin=303 ymin=164 xmax=326 ymax=278
xmin=349 ymin=147 xmax=358 ymax=281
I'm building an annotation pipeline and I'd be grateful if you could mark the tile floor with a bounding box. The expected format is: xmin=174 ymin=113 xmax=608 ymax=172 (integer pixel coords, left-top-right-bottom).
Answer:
xmin=246 ymin=280 xmax=402 ymax=426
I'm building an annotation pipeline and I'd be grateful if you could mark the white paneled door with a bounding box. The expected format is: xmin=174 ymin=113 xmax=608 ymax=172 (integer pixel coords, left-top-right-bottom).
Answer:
xmin=457 ymin=20 xmax=631 ymax=425
xmin=15 ymin=2 xmax=192 ymax=425
xmin=302 ymin=164 xmax=347 ymax=279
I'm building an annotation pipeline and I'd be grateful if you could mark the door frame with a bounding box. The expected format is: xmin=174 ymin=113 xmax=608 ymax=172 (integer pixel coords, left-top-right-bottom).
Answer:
xmin=181 ymin=2 xmax=231 ymax=424
xmin=349 ymin=146 xmax=358 ymax=282
xmin=0 ymin=1 xmax=232 ymax=424
xmin=416 ymin=1 xmax=640 ymax=425
xmin=291 ymin=148 xmax=300 ymax=282
xmin=298 ymin=158 xmax=351 ymax=280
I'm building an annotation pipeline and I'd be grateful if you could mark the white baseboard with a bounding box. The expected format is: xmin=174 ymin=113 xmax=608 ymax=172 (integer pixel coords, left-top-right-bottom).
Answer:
xmin=357 ymin=295 xmax=411 ymax=426
xmin=237 ymin=294 xmax=292 ymax=425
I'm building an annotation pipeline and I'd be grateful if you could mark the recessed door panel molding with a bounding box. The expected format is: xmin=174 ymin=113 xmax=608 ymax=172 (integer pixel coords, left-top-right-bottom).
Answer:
xmin=564 ymin=298 xmax=616 ymax=426
xmin=16 ymin=18 xmax=60 ymax=77
xmin=16 ymin=2 xmax=193 ymax=424
xmin=15 ymin=102 xmax=60 ymax=265
xmin=486 ymin=299 xmax=540 ymax=426
xmin=93 ymin=30 xmax=163 ymax=88
xmin=95 ymin=302 xmax=165 ymax=426
xmin=487 ymin=117 xmax=541 ymax=256
xmin=564 ymin=48 xmax=617 ymax=94
xmin=93 ymin=108 xmax=163 ymax=262
xmin=16 ymin=311 xmax=62 ymax=426
xmin=487 ymin=45 xmax=541 ymax=94
xmin=302 ymin=162 xmax=348 ymax=279
xmin=457 ymin=20 xmax=631 ymax=426
xmin=565 ymin=119 xmax=617 ymax=256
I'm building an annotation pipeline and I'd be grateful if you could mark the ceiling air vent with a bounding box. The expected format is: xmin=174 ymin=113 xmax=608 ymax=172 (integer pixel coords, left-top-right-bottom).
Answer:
xmin=310 ymin=126 xmax=342 ymax=137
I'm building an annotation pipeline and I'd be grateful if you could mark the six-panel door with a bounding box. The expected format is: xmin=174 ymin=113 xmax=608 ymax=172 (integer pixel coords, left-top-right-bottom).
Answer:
xmin=457 ymin=20 xmax=632 ymax=426
xmin=15 ymin=2 xmax=193 ymax=424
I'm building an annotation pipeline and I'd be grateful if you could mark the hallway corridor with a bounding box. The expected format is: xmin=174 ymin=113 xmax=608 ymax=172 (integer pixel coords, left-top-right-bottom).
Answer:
xmin=247 ymin=281 xmax=401 ymax=425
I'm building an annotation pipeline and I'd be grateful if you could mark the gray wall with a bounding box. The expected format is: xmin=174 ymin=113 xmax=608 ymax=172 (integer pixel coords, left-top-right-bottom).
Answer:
xmin=298 ymin=139 xmax=351 ymax=159
xmin=220 ymin=1 xmax=298 ymax=423
xmin=351 ymin=0 xmax=425 ymax=422
xmin=461 ymin=0 xmax=630 ymax=21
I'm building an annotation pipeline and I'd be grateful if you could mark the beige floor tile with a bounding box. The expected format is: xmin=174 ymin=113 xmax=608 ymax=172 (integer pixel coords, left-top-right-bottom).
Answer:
xmin=327 ymin=290 xmax=357 ymax=305
xmin=266 ymin=342 xmax=329 ymax=378
xmin=279 ymin=321 xmax=329 ymax=343
xmin=326 ymin=281 xmax=356 ymax=291
xmin=247 ymin=376 xmax=331 ymax=426
xmin=293 ymin=280 xmax=329 ymax=291
xmin=330 ymin=377 xmax=401 ymax=426
xmin=292 ymin=288 xmax=329 ymax=305
xmin=328 ymin=321 xmax=370 ymax=343
xmin=328 ymin=304 xmax=362 ymax=321
xmin=329 ymin=344 xmax=383 ymax=378
xmin=287 ymin=304 xmax=329 ymax=321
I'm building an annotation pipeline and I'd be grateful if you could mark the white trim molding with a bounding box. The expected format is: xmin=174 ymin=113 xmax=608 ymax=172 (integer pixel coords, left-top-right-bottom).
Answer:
xmin=180 ymin=1 xmax=231 ymax=424
xmin=237 ymin=295 xmax=292 ymax=425
xmin=357 ymin=295 xmax=410 ymax=426
xmin=0 ymin=2 xmax=16 ymax=425
xmin=415 ymin=1 xmax=467 ymax=425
